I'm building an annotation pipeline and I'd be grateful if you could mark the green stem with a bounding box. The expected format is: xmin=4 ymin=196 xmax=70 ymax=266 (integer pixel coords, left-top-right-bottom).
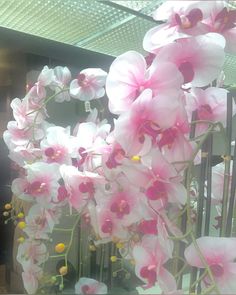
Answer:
xmin=220 ymin=156 xmax=231 ymax=236
xmin=99 ymin=245 xmax=105 ymax=282
xmin=175 ymin=263 xmax=188 ymax=279
xmin=186 ymin=163 xmax=220 ymax=294
xmin=26 ymin=87 xmax=69 ymax=116
xmin=53 ymin=228 xmax=73 ymax=232
xmin=190 ymin=269 xmax=207 ymax=289
xmin=168 ymin=228 xmax=192 ymax=240
xmin=63 ymin=214 xmax=81 ymax=268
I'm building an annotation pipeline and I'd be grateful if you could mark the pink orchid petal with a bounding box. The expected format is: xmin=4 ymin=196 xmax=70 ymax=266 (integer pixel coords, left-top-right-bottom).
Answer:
xmin=185 ymin=237 xmax=236 ymax=268
xmin=158 ymin=268 xmax=177 ymax=293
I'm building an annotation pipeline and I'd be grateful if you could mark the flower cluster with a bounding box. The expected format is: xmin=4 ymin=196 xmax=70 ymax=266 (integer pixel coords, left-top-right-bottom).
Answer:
xmin=3 ymin=1 xmax=236 ymax=294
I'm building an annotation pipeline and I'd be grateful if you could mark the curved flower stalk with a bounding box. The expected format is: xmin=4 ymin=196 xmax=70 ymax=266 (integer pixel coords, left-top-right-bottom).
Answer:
xmin=2 ymin=1 xmax=236 ymax=294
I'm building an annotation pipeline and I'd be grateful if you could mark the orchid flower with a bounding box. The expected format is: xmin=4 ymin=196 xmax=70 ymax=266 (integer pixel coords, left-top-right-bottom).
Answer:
xmin=114 ymin=89 xmax=180 ymax=156
xmin=143 ymin=1 xmax=213 ymax=52
xmin=155 ymin=33 xmax=225 ymax=86
xmin=203 ymin=4 xmax=236 ymax=54
xmin=106 ymin=51 xmax=183 ymax=114
xmin=185 ymin=237 xmax=236 ymax=294
xmin=21 ymin=262 xmax=43 ymax=295
xmin=60 ymin=164 xmax=104 ymax=211
xmin=132 ymin=235 xmax=176 ymax=292
xmin=12 ymin=162 xmax=60 ymax=206
xmin=70 ymin=68 xmax=107 ymax=101
xmin=75 ymin=277 xmax=107 ymax=294
xmin=50 ymin=66 xmax=71 ymax=102
xmin=185 ymin=87 xmax=230 ymax=135
xmin=40 ymin=126 xmax=73 ymax=165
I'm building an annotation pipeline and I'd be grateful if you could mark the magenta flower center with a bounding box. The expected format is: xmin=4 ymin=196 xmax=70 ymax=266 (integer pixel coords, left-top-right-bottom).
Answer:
xmin=101 ymin=218 xmax=113 ymax=233
xmin=79 ymin=181 xmax=94 ymax=196
xmin=138 ymin=219 xmax=158 ymax=235
xmin=146 ymin=180 xmax=167 ymax=201
xmin=81 ymin=284 xmax=90 ymax=294
xmin=110 ymin=199 xmax=130 ymax=218
xmin=210 ymin=264 xmax=224 ymax=277
xmin=214 ymin=8 xmax=236 ymax=32
xmin=175 ymin=8 xmax=203 ymax=29
xmin=25 ymin=181 xmax=48 ymax=195
xmin=178 ymin=61 xmax=194 ymax=84
xmin=77 ymin=147 xmax=88 ymax=167
xmin=138 ymin=120 xmax=160 ymax=143
xmin=77 ymin=73 xmax=89 ymax=87
xmin=197 ymin=104 xmax=213 ymax=120
xmin=45 ymin=147 xmax=63 ymax=162
xmin=106 ymin=148 xmax=125 ymax=169
xmin=57 ymin=186 xmax=68 ymax=201
xmin=140 ymin=265 xmax=157 ymax=286
xmin=158 ymin=127 xmax=178 ymax=149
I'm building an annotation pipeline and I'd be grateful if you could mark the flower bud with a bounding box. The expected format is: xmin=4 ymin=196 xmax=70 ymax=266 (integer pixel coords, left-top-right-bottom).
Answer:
xmin=55 ymin=243 xmax=66 ymax=253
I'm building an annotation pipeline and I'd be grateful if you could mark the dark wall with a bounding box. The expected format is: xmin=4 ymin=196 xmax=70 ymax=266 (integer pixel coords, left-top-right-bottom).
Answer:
xmin=0 ymin=26 xmax=114 ymax=69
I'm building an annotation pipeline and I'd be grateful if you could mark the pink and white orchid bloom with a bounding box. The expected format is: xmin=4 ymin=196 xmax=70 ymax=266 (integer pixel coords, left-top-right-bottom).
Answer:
xmin=40 ymin=126 xmax=73 ymax=164
xmin=70 ymin=68 xmax=107 ymax=101
xmin=133 ymin=235 xmax=176 ymax=292
xmin=106 ymin=50 xmax=183 ymax=114
xmin=157 ymin=100 xmax=194 ymax=171
xmin=24 ymin=204 xmax=58 ymax=239
xmin=12 ymin=162 xmax=60 ymax=206
xmin=3 ymin=121 xmax=44 ymax=151
xmin=33 ymin=65 xmax=55 ymax=99
xmin=145 ymin=149 xmax=187 ymax=208
xmin=123 ymin=149 xmax=187 ymax=209
xmin=203 ymin=3 xmax=236 ymax=54
xmin=185 ymin=87 xmax=229 ymax=135
xmin=211 ymin=161 xmax=232 ymax=204
xmin=50 ymin=66 xmax=71 ymax=102
xmin=73 ymin=121 xmax=110 ymax=153
xmin=21 ymin=262 xmax=43 ymax=295
xmin=95 ymin=184 xmax=147 ymax=227
xmin=153 ymin=1 xmax=223 ymax=27
xmin=8 ymin=145 xmax=42 ymax=167
xmin=60 ymin=165 xmax=104 ymax=211
xmin=155 ymin=33 xmax=225 ymax=86
xmin=143 ymin=1 xmax=212 ymax=52
xmin=10 ymin=97 xmax=44 ymax=129
xmin=17 ymin=239 xmax=48 ymax=267
xmin=114 ymin=89 xmax=180 ymax=156
xmin=95 ymin=205 xmax=129 ymax=240
xmin=26 ymin=66 xmax=54 ymax=102
xmin=75 ymin=277 xmax=107 ymax=294
xmin=185 ymin=237 xmax=236 ymax=294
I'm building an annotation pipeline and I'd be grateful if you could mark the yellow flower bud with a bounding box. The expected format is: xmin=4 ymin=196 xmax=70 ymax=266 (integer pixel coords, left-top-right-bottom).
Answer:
xmin=89 ymin=245 xmax=96 ymax=252
xmin=55 ymin=243 xmax=66 ymax=253
xmin=59 ymin=266 xmax=68 ymax=276
xmin=4 ymin=203 xmax=12 ymax=210
xmin=116 ymin=242 xmax=124 ymax=249
xmin=110 ymin=256 xmax=117 ymax=262
xmin=17 ymin=221 xmax=26 ymax=229
xmin=17 ymin=212 xmax=24 ymax=219
xmin=17 ymin=236 xmax=25 ymax=243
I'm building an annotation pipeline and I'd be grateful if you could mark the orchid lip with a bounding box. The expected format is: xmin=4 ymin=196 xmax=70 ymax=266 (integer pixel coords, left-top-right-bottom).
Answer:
xmin=210 ymin=263 xmax=224 ymax=277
